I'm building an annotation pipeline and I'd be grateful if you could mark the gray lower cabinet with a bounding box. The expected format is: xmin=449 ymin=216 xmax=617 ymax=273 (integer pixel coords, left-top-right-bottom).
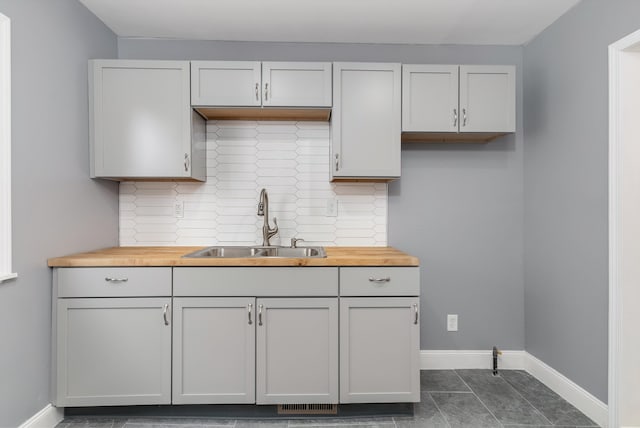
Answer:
xmin=172 ymin=297 xmax=256 ymax=404
xmin=256 ymin=298 xmax=339 ymax=404
xmin=339 ymin=297 xmax=420 ymax=403
xmin=53 ymin=265 xmax=418 ymax=408
xmin=55 ymin=297 xmax=172 ymax=406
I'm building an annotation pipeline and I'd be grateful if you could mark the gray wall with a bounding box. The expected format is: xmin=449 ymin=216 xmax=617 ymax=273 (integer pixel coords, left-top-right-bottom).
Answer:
xmin=523 ymin=0 xmax=640 ymax=403
xmin=0 ymin=1 xmax=118 ymax=426
xmin=119 ymin=39 xmax=525 ymax=351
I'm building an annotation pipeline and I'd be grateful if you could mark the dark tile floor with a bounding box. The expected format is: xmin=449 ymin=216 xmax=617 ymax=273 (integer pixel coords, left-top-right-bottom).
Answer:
xmin=55 ymin=370 xmax=599 ymax=428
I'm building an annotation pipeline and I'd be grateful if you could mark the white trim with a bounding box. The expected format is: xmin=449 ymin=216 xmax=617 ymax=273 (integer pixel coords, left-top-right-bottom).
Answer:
xmin=420 ymin=349 xmax=525 ymax=370
xmin=419 ymin=350 xmax=607 ymax=427
xmin=0 ymin=13 xmax=15 ymax=282
xmin=0 ymin=272 xmax=18 ymax=282
xmin=525 ymin=352 xmax=608 ymax=428
xmin=18 ymin=404 xmax=64 ymax=428
xmin=609 ymin=27 xmax=640 ymax=428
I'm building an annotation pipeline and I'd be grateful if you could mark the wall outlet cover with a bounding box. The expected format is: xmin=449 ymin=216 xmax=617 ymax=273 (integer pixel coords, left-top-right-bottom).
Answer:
xmin=175 ymin=202 xmax=184 ymax=218
xmin=447 ymin=314 xmax=458 ymax=332
xmin=326 ymin=198 xmax=338 ymax=217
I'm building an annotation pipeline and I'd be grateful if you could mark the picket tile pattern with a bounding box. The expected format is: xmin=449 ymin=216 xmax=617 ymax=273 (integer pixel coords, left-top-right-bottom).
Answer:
xmin=120 ymin=121 xmax=387 ymax=246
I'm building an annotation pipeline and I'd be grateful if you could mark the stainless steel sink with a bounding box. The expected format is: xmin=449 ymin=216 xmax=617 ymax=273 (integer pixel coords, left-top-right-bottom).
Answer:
xmin=183 ymin=246 xmax=326 ymax=258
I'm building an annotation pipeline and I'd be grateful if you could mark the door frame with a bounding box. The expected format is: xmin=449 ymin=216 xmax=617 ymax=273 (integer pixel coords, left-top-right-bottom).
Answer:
xmin=608 ymin=27 xmax=640 ymax=428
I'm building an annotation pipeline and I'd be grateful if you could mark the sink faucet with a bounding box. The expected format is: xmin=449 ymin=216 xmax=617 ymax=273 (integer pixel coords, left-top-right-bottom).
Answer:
xmin=257 ymin=188 xmax=278 ymax=246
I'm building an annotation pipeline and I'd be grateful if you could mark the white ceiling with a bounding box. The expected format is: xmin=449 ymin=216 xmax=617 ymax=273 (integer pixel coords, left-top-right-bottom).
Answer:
xmin=79 ymin=0 xmax=581 ymax=46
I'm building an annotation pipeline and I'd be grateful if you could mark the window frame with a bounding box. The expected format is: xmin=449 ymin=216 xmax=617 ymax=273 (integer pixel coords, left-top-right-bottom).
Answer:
xmin=0 ymin=13 xmax=16 ymax=283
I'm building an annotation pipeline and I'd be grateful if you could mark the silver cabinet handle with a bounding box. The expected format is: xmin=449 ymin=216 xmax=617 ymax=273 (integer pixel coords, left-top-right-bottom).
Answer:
xmin=335 ymin=154 xmax=339 ymax=171
xmin=248 ymin=303 xmax=253 ymax=325
xmin=255 ymin=82 xmax=259 ymax=101
xmin=462 ymin=108 xmax=467 ymax=127
xmin=453 ymin=108 xmax=458 ymax=127
xmin=369 ymin=277 xmax=391 ymax=283
xmin=105 ymin=277 xmax=128 ymax=283
xmin=258 ymin=304 xmax=263 ymax=326
xmin=264 ymin=83 xmax=269 ymax=102
xmin=163 ymin=304 xmax=170 ymax=326
xmin=413 ymin=303 xmax=419 ymax=325
xmin=184 ymin=153 xmax=190 ymax=172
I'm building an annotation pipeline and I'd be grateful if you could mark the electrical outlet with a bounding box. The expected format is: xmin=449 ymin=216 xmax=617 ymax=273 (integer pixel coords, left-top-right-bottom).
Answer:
xmin=326 ymin=198 xmax=338 ymax=217
xmin=447 ymin=314 xmax=458 ymax=332
xmin=175 ymin=202 xmax=184 ymax=218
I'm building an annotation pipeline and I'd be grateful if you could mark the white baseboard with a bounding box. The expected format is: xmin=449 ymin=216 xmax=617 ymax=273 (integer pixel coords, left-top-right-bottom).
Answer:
xmin=524 ymin=352 xmax=608 ymax=428
xmin=18 ymin=404 xmax=63 ymax=428
xmin=420 ymin=349 xmax=525 ymax=370
xmin=420 ymin=350 xmax=607 ymax=427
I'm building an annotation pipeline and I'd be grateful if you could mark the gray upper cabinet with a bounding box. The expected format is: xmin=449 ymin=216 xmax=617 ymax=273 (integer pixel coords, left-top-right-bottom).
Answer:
xmin=331 ymin=63 xmax=401 ymax=181
xmin=262 ymin=62 xmax=332 ymax=107
xmin=402 ymin=64 xmax=515 ymax=136
xmin=55 ymin=297 xmax=172 ymax=407
xmin=402 ymin=65 xmax=459 ymax=132
xmin=256 ymin=297 xmax=339 ymax=404
xmin=89 ymin=60 xmax=205 ymax=181
xmin=172 ymin=297 xmax=256 ymax=404
xmin=459 ymin=65 xmax=515 ymax=133
xmin=191 ymin=61 xmax=262 ymax=107
xmin=191 ymin=61 xmax=332 ymax=107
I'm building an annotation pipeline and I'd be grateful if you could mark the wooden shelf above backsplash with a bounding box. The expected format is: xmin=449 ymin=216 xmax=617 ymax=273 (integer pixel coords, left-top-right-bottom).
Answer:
xmin=194 ymin=107 xmax=331 ymax=121
xmin=401 ymin=132 xmax=510 ymax=144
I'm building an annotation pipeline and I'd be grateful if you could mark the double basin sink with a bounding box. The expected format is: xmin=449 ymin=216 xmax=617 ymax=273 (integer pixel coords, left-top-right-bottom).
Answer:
xmin=183 ymin=246 xmax=326 ymax=259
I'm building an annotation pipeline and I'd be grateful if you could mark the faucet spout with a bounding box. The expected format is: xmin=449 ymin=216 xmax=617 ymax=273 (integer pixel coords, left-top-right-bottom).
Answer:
xmin=257 ymin=188 xmax=278 ymax=246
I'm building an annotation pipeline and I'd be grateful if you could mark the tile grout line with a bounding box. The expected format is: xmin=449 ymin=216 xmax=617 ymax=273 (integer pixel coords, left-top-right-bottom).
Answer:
xmin=425 ymin=391 xmax=452 ymax=428
xmin=498 ymin=374 xmax=554 ymax=426
xmin=453 ymin=370 xmax=505 ymax=428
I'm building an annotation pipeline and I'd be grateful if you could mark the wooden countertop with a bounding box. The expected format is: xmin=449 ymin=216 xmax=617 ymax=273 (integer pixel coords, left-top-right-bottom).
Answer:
xmin=47 ymin=246 xmax=419 ymax=267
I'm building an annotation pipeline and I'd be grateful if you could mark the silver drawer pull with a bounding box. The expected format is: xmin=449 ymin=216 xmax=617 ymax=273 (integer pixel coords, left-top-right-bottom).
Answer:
xmin=105 ymin=277 xmax=128 ymax=283
xmin=368 ymin=277 xmax=390 ymax=283
xmin=258 ymin=304 xmax=263 ymax=326
xmin=413 ymin=303 xmax=419 ymax=325
xmin=248 ymin=303 xmax=253 ymax=325
xmin=163 ymin=304 xmax=170 ymax=326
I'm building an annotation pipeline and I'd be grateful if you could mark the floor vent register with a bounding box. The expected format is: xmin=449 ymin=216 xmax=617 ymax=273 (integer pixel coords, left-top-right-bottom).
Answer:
xmin=277 ymin=404 xmax=338 ymax=415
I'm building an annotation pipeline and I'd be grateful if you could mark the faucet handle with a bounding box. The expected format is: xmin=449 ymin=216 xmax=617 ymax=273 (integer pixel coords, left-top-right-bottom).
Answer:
xmin=291 ymin=238 xmax=304 ymax=248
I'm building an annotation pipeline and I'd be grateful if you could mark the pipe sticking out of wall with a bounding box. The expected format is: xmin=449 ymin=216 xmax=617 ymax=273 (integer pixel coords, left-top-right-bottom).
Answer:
xmin=492 ymin=346 xmax=502 ymax=375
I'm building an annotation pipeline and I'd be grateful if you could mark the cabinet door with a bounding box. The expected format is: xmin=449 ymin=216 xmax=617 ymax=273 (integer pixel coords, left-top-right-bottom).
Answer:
xmin=56 ymin=298 xmax=172 ymax=406
xmin=262 ymin=62 xmax=332 ymax=107
xmin=172 ymin=298 xmax=256 ymax=404
xmin=332 ymin=63 xmax=401 ymax=180
xmin=191 ymin=61 xmax=261 ymax=106
xmin=459 ymin=65 xmax=515 ymax=133
xmin=340 ymin=297 xmax=420 ymax=403
xmin=256 ymin=298 xmax=338 ymax=404
xmin=90 ymin=60 xmax=193 ymax=179
xmin=402 ymin=65 xmax=459 ymax=132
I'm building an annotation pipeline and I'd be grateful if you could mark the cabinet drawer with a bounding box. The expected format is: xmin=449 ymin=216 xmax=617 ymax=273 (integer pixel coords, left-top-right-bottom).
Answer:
xmin=339 ymin=267 xmax=419 ymax=296
xmin=56 ymin=268 xmax=172 ymax=297
xmin=174 ymin=267 xmax=338 ymax=297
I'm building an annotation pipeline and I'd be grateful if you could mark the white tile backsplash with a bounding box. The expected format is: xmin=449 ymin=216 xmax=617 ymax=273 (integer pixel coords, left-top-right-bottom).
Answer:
xmin=119 ymin=121 xmax=387 ymax=246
